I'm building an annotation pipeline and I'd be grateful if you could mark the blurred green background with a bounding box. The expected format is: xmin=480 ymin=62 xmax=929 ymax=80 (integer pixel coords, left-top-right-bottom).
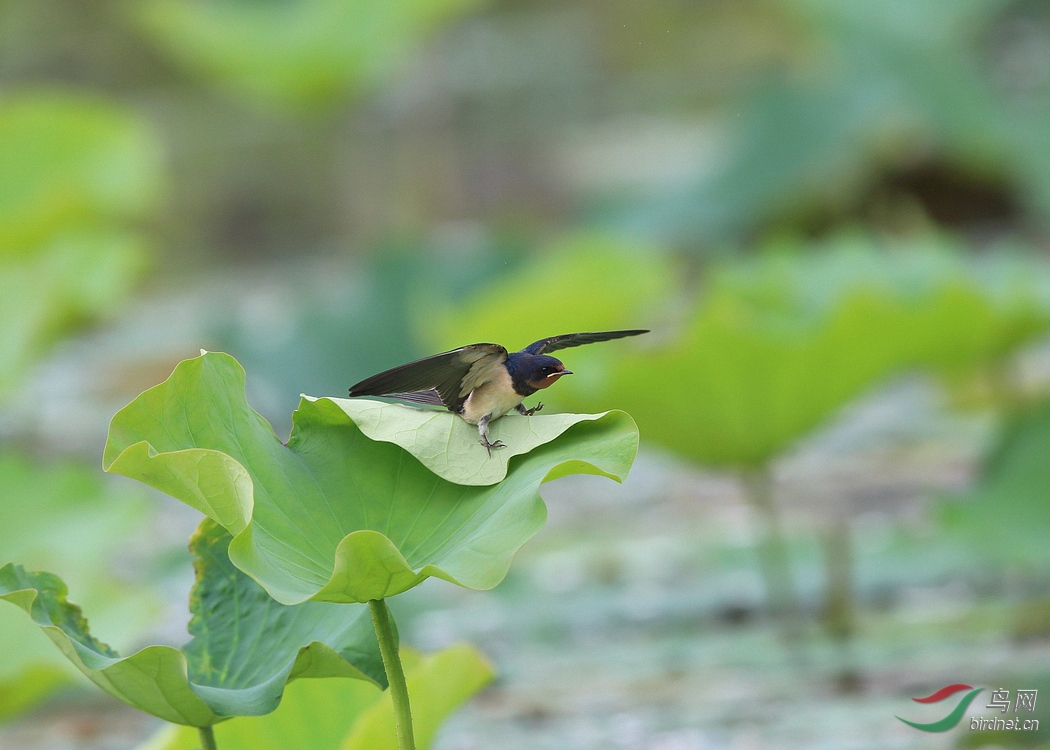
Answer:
xmin=4 ymin=0 xmax=1050 ymax=748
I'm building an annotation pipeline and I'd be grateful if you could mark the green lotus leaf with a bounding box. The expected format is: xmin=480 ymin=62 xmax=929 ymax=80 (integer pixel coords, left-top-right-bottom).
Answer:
xmin=0 ymin=232 xmax=147 ymax=401
xmin=940 ymin=398 xmax=1050 ymax=570
xmin=0 ymin=92 xmax=163 ymax=254
xmin=0 ymin=455 xmax=162 ymax=723
xmin=322 ymin=396 xmax=626 ymax=486
xmin=135 ymin=0 xmax=485 ymax=105
xmin=578 ymin=244 xmax=1048 ymax=466
xmin=577 ymin=290 xmax=1044 ymax=468
xmin=615 ymin=1 xmax=1011 ymax=243
xmin=707 ymin=237 xmax=1050 ymax=369
xmin=576 ymin=288 xmax=912 ymax=466
xmin=417 ymin=233 xmax=678 ymax=354
xmin=0 ymin=519 xmax=385 ymax=727
xmin=103 ymin=352 xmax=638 ymax=605
xmin=138 ymin=644 xmax=494 ymax=750
xmin=0 ymin=659 xmax=68 ymax=722
xmin=0 ymin=92 xmax=161 ymax=402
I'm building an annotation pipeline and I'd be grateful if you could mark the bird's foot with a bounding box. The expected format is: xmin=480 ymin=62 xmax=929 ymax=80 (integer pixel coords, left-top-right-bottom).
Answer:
xmin=480 ymin=437 xmax=506 ymax=456
xmin=517 ymin=402 xmax=544 ymax=416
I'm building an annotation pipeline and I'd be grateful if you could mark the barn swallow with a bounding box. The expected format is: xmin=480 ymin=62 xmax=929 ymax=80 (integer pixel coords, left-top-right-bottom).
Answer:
xmin=348 ymin=330 xmax=648 ymax=454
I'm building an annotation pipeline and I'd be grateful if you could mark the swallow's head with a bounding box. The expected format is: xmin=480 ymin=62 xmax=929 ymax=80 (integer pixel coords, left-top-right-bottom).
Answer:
xmin=521 ymin=355 xmax=573 ymax=390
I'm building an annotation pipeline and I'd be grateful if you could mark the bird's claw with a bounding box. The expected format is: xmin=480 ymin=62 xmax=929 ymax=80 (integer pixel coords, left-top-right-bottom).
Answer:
xmin=480 ymin=438 xmax=506 ymax=456
xmin=524 ymin=402 xmax=544 ymax=416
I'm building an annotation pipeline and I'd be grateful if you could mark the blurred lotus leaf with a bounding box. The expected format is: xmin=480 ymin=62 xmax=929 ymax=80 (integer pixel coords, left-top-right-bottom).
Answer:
xmin=0 ymin=93 xmax=163 ymax=253
xmin=0 ymin=519 xmax=386 ymax=727
xmin=136 ymin=0 xmax=486 ymax=105
xmin=138 ymin=643 xmax=493 ymax=750
xmin=0 ymin=93 xmax=163 ymax=401
xmin=621 ymin=0 xmax=1050 ymax=241
xmin=0 ymin=455 xmax=161 ymax=722
xmin=102 ymin=352 xmax=638 ymax=605
xmin=579 ymin=286 xmax=914 ymax=466
xmin=0 ymin=232 xmax=147 ymax=401
xmin=621 ymin=78 xmax=887 ymax=243
xmin=940 ymin=398 xmax=1050 ymax=570
xmin=711 ymin=236 xmax=1050 ymax=372
xmin=418 ymin=234 xmax=678 ymax=353
xmin=577 ymin=244 xmax=1047 ymax=467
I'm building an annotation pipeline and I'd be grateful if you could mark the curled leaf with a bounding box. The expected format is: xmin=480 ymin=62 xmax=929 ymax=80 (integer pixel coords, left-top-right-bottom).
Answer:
xmin=0 ymin=520 xmax=385 ymax=727
xmin=320 ymin=396 xmax=624 ymax=486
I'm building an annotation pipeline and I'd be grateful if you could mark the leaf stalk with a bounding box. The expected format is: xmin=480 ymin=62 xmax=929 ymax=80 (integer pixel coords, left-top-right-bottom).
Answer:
xmin=198 ymin=725 xmax=218 ymax=750
xmin=370 ymin=598 xmax=416 ymax=750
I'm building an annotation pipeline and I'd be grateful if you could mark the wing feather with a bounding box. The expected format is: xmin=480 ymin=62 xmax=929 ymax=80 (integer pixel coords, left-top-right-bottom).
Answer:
xmin=348 ymin=344 xmax=508 ymax=411
xmin=523 ymin=329 xmax=649 ymax=355
xmin=388 ymin=390 xmax=445 ymax=406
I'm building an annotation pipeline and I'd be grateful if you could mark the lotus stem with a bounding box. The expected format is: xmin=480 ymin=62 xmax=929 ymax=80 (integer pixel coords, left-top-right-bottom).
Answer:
xmin=822 ymin=514 xmax=861 ymax=691
xmin=198 ymin=726 xmax=218 ymax=750
xmin=369 ymin=598 xmax=416 ymax=750
xmin=741 ymin=464 xmax=804 ymax=647
xmin=822 ymin=515 xmax=854 ymax=643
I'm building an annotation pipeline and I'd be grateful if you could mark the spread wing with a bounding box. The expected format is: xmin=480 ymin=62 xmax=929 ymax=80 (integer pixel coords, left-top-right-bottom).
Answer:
xmin=523 ymin=329 xmax=649 ymax=355
xmin=348 ymin=343 xmax=508 ymax=412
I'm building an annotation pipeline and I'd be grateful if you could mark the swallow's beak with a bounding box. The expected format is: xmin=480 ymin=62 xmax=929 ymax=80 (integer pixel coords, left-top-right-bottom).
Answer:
xmin=559 ymin=370 xmax=573 ymax=375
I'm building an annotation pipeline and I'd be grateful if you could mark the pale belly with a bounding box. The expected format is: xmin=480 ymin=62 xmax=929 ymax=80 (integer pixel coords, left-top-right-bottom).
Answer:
xmin=459 ymin=368 xmax=524 ymax=424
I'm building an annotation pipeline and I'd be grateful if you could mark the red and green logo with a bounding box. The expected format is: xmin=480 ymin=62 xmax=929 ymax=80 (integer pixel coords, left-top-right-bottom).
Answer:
xmin=896 ymin=684 xmax=984 ymax=732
